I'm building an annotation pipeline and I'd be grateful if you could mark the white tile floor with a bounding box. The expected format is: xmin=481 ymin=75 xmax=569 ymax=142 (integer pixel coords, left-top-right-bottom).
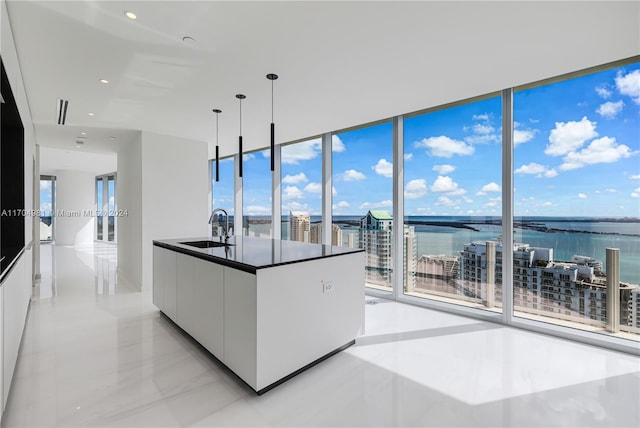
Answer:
xmin=2 ymin=243 xmax=639 ymax=427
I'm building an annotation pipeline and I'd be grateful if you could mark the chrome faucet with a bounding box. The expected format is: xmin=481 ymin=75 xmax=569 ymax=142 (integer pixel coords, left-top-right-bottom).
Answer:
xmin=209 ymin=208 xmax=230 ymax=243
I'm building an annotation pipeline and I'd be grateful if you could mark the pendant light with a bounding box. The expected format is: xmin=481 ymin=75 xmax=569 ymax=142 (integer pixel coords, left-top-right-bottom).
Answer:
xmin=236 ymin=94 xmax=246 ymax=177
xmin=212 ymin=108 xmax=222 ymax=182
xmin=266 ymin=73 xmax=278 ymax=171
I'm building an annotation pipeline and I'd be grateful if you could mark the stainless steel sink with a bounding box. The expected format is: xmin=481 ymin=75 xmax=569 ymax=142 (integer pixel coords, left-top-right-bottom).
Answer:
xmin=179 ymin=240 xmax=233 ymax=249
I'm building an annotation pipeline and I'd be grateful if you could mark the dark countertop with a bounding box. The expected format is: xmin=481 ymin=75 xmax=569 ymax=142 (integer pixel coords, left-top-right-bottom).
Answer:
xmin=153 ymin=236 xmax=364 ymax=274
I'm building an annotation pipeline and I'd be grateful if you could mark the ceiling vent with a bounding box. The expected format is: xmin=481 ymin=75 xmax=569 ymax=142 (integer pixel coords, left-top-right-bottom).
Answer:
xmin=56 ymin=98 xmax=69 ymax=125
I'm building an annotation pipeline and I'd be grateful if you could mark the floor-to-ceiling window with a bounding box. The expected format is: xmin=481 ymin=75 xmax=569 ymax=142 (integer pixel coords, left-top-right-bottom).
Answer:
xmin=332 ymin=122 xmax=394 ymax=291
xmin=39 ymin=175 xmax=55 ymax=242
xmin=280 ymin=138 xmax=322 ymax=241
xmin=95 ymin=173 xmax=116 ymax=242
xmin=513 ymin=61 xmax=640 ymax=339
xmin=211 ymin=156 xmax=235 ymax=237
xmin=204 ymin=57 xmax=639 ymax=353
xmin=242 ymin=148 xmax=272 ymax=238
xmin=403 ymin=96 xmax=503 ymax=312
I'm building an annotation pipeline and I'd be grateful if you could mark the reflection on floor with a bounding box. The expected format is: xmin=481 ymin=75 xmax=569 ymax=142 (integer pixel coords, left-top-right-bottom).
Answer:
xmin=3 ymin=243 xmax=639 ymax=427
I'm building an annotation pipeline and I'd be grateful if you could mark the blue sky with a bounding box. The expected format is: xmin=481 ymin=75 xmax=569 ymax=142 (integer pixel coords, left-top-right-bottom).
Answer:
xmin=216 ymin=61 xmax=639 ymax=218
xmin=513 ymin=63 xmax=639 ymax=217
xmin=40 ymin=179 xmax=53 ymax=216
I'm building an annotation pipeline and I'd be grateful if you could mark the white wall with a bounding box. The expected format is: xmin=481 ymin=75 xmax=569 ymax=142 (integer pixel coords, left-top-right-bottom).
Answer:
xmin=1 ymin=0 xmax=35 ymax=415
xmin=116 ymin=133 xmax=142 ymax=288
xmin=117 ymin=131 xmax=208 ymax=291
xmin=53 ymin=170 xmax=96 ymax=246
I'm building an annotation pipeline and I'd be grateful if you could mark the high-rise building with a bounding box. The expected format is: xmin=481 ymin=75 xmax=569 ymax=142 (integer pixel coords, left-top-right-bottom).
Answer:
xmin=460 ymin=240 xmax=639 ymax=326
xmin=411 ymin=254 xmax=459 ymax=295
xmin=629 ymin=288 xmax=640 ymax=328
xmin=360 ymin=210 xmax=393 ymax=288
xmin=404 ymin=225 xmax=417 ymax=292
xmin=358 ymin=211 xmax=416 ymax=290
xmin=309 ymin=223 xmax=343 ymax=246
xmin=289 ymin=211 xmax=310 ymax=242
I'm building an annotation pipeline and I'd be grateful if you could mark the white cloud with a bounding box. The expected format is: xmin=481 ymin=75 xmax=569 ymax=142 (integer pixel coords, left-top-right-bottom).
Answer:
xmin=332 ymin=186 xmax=337 ymax=197
xmin=473 ymin=123 xmax=494 ymax=135
xmin=540 ymin=202 xmax=554 ymax=207
xmin=514 ymin=129 xmax=536 ymax=146
xmin=559 ymin=136 xmax=634 ymax=171
xmin=475 ymin=182 xmax=501 ymax=196
xmin=631 ymin=187 xmax=640 ymax=198
xmin=615 ymin=69 xmax=640 ymax=104
xmin=243 ymin=153 xmax=256 ymax=161
xmin=430 ymin=175 xmax=465 ymax=195
xmin=332 ymin=135 xmax=345 ymax=152
xmin=303 ymin=182 xmax=322 ymax=193
xmin=282 ymin=172 xmax=308 ymax=184
xmin=283 ymin=201 xmax=309 ymax=212
xmin=404 ymin=153 xmax=413 ymax=161
xmin=415 ymin=136 xmax=474 ymax=158
xmin=435 ymin=196 xmax=456 ymax=206
xmin=546 ymin=117 xmax=598 ymax=156
xmin=343 ymin=169 xmax=366 ymax=181
xmin=605 ymin=188 xmax=617 ymax=193
xmin=514 ymin=163 xmax=558 ymax=179
xmin=333 ymin=201 xmax=350 ymax=209
xmin=433 ymin=164 xmax=455 ymax=174
xmin=465 ymin=134 xmax=500 ymax=144
xmin=464 ymin=113 xmax=500 ymax=144
xmin=515 ymin=162 xmax=547 ymax=175
xmin=631 ymin=174 xmax=640 ymax=179
xmin=596 ymin=100 xmax=624 ymax=119
xmin=415 ymin=207 xmax=435 ymax=215
xmin=578 ymin=193 xmax=587 ymax=199
xmin=245 ymin=205 xmax=271 ymax=215
xmin=40 ymin=180 xmax=51 ymax=191
xmin=359 ymin=200 xmax=392 ymax=210
xmin=283 ymin=186 xmax=304 ymax=200
xmin=404 ymin=179 xmax=428 ymax=199
xmin=596 ymin=85 xmax=612 ymax=99
xmin=483 ymin=198 xmax=499 ymax=208
xmin=372 ymin=158 xmax=393 ymax=178
xmin=281 ymin=139 xmax=321 ymax=164
xmin=472 ymin=114 xmax=489 ymax=121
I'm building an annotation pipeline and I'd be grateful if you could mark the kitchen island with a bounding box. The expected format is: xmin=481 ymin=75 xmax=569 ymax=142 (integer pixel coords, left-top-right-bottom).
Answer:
xmin=152 ymin=236 xmax=365 ymax=394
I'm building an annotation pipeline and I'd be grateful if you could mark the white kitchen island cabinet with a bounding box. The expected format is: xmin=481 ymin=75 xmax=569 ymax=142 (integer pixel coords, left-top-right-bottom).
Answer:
xmin=153 ymin=236 xmax=364 ymax=394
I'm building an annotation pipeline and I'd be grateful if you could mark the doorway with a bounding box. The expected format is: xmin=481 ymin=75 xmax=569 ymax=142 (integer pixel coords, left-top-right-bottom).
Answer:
xmin=39 ymin=175 xmax=56 ymax=242
xmin=95 ymin=173 xmax=116 ymax=242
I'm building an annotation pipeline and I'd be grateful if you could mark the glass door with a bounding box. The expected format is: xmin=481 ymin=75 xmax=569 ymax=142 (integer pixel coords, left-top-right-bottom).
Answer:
xmin=39 ymin=175 xmax=56 ymax=241
xmin=96 ymin=173 xmax=116 ymax=242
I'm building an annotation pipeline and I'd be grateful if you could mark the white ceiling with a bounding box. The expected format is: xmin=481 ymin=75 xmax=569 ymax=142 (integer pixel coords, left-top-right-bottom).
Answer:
xmin=5 ymin=1 xmax=640 ymax=172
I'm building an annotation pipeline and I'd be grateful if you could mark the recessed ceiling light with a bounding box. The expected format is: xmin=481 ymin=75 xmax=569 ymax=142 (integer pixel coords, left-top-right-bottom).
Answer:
xmin=88 ymin=112 xmax=95 ymax=116
xmin=124 ymin=10 xmax=136 ymax=20
xmin=99 ymin=79 xmax=109 ymax=84
xmin=81 ymin=132 xmax=87 ymax=135
xmin=108 ymin=136 xmax=117 ymax=140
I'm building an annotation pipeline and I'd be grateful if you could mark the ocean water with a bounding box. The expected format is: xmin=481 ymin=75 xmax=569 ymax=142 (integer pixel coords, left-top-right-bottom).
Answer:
xmin=273 ymin=216 xmax=640 ymax=284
